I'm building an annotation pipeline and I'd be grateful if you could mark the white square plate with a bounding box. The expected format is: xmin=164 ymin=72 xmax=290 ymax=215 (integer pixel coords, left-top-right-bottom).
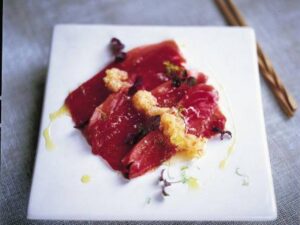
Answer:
xmin=27 ymin=25 xmax=276 ymax=221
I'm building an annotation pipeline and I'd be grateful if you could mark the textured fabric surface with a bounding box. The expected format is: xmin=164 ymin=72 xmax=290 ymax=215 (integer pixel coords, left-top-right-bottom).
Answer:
xmin=2 ymin=0 xmax=300 ymax=224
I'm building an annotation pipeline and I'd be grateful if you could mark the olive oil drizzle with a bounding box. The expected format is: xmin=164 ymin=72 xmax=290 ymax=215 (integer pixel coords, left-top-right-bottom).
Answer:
xmin=43 ymin=105 xmax=69 ymax=151
xmin=219 ymin=136 xmax=236 ymax=169
xmin=209 ymin=73 xmax=237 ymax=170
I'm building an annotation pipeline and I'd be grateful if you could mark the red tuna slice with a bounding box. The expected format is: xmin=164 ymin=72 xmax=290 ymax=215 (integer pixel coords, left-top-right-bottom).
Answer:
xmin=122 ymin=41 xmax=185 ymax=91
xmin=204 ymin=106 xmax=226 ymax=138
xmin=86 ymin=74 xmax=225 ymax=178
xmin=121 ymin=84 xmax=226 ymax=179
xmin=65 ymin=40 xmax=185 ymax=127
xmin=151 ymin=73 xmax=208 ymax=107
xmin=85 ymin=79 xmax=191 ymax=174
xmin=180 ymin=84 xmax=226 ymax=138
xmin=122 ymin=130 xmax=176 ymax=179
xmin=85 ymin=91 xmax=146 ymax=172
xmin=152 ymin=81 xmax=189 ymax=107
xmin=119 ymin=82 xmax=193 ymax=179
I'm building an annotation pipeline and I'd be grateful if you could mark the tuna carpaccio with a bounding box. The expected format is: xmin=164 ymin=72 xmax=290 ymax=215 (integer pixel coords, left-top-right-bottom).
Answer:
xmin=65 ymin=40 xmax=227 ymax=178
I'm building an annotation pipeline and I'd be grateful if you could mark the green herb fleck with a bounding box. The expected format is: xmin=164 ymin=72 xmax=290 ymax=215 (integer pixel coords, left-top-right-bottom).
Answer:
xmin=163 ymin=61 xmax=199 ymax=88
xmin=180 ymin=166 xmax=189 ymax=171
xmin=180 ymin=171 xmax=188 ymax=183
xmin=163 ymin=61 xmax=181 ymax=75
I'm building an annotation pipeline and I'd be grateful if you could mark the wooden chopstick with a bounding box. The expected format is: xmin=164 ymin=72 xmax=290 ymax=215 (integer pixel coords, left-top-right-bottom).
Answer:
xmin=215 ymin=0 xmax=297 ymax=117
xmin=225 ymin=0 xmax=298 ymax=116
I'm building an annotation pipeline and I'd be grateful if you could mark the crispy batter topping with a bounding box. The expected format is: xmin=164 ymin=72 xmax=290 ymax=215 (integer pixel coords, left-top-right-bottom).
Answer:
xmin=132 ymin=90 xmax=205 ymax=156
xmin=160 ymin=113 xmax=205 ymax=157
xmin=132 ymin=90 xmax=168 ymax=116
xmin=104 ymin=68 xmax=130 ymax=92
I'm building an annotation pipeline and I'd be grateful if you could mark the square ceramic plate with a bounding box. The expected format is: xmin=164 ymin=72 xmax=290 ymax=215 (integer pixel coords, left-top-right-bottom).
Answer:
xmin=27 ymin=25 xmax=276 ymax=221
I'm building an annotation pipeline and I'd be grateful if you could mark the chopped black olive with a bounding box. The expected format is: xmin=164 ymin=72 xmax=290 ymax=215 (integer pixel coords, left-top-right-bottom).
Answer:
xmin=186 ymin=77 xmax=197 ymax=86
xmin=171 ymin=75 xmax=182 ymax=87
xmin=212 ymin=126 xmax=222 ymax=133
xmin=74 ymin=120 xmax=89 ymax=129
xmin=181 ymin=69 xmax=188 ymax=79
xmin=125 ymin=125 xmax=147 ymax=146
xmin=128 ymin=77 xmax=143 ymax=96
xmin=148 ymin=115 xmax=161 ymax=130
xmin=125 ymin=116 xmax=161 ymax=146
xmin=115 ymin=52 xmax=126 ymax=62
xmin=163 ymin=61 xmax=199 ymax=88
xmin=125 ymin=132 xmax=140 ymax=146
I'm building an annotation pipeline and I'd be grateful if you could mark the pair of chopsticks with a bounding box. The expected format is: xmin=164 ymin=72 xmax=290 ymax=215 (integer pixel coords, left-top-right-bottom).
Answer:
xmin=215 ymin=0 xmax=297 ymax=117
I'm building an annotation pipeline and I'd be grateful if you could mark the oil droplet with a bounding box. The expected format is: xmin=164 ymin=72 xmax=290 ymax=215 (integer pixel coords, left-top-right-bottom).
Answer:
xmin=219 ymin=134 xmax=236 ymax=169
xmin=43 ymin=124 xmax=55 ymax=150
xmin=43 ymin=105 xmax=69 ymax=151
xmin=49 ymin=104 xmax=69 ymax=121
xmin=219 ymin=159 xmax=228 ymax=170
xmin=81 ymin=175 xmax=91 ymax=184
xmin=227 ymin=141 xmax=235 ymax=155
xmin=187 ymin=177 xmax=199 ymax=190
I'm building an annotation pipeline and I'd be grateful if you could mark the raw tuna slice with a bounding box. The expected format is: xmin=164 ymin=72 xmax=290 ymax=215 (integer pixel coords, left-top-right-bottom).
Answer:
xmin=122 ymin=82 xmax=227 ymax=179
xmin=122 ymin=130 xmax=176 ymax=179
xmin=65 ymin=40 xmax=185 ymax=127
xmin=152 ymin=73 xmax=208 ymax=107
xmin=85 ymin=79 xmax=191 ymax=174
xmin=152 ymin=81 xmax=189 ymax=107
xmin=85 ymin=91 xmax=146 ymax=172
xmin=180 ymin=84 xmax=226 ymax=138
